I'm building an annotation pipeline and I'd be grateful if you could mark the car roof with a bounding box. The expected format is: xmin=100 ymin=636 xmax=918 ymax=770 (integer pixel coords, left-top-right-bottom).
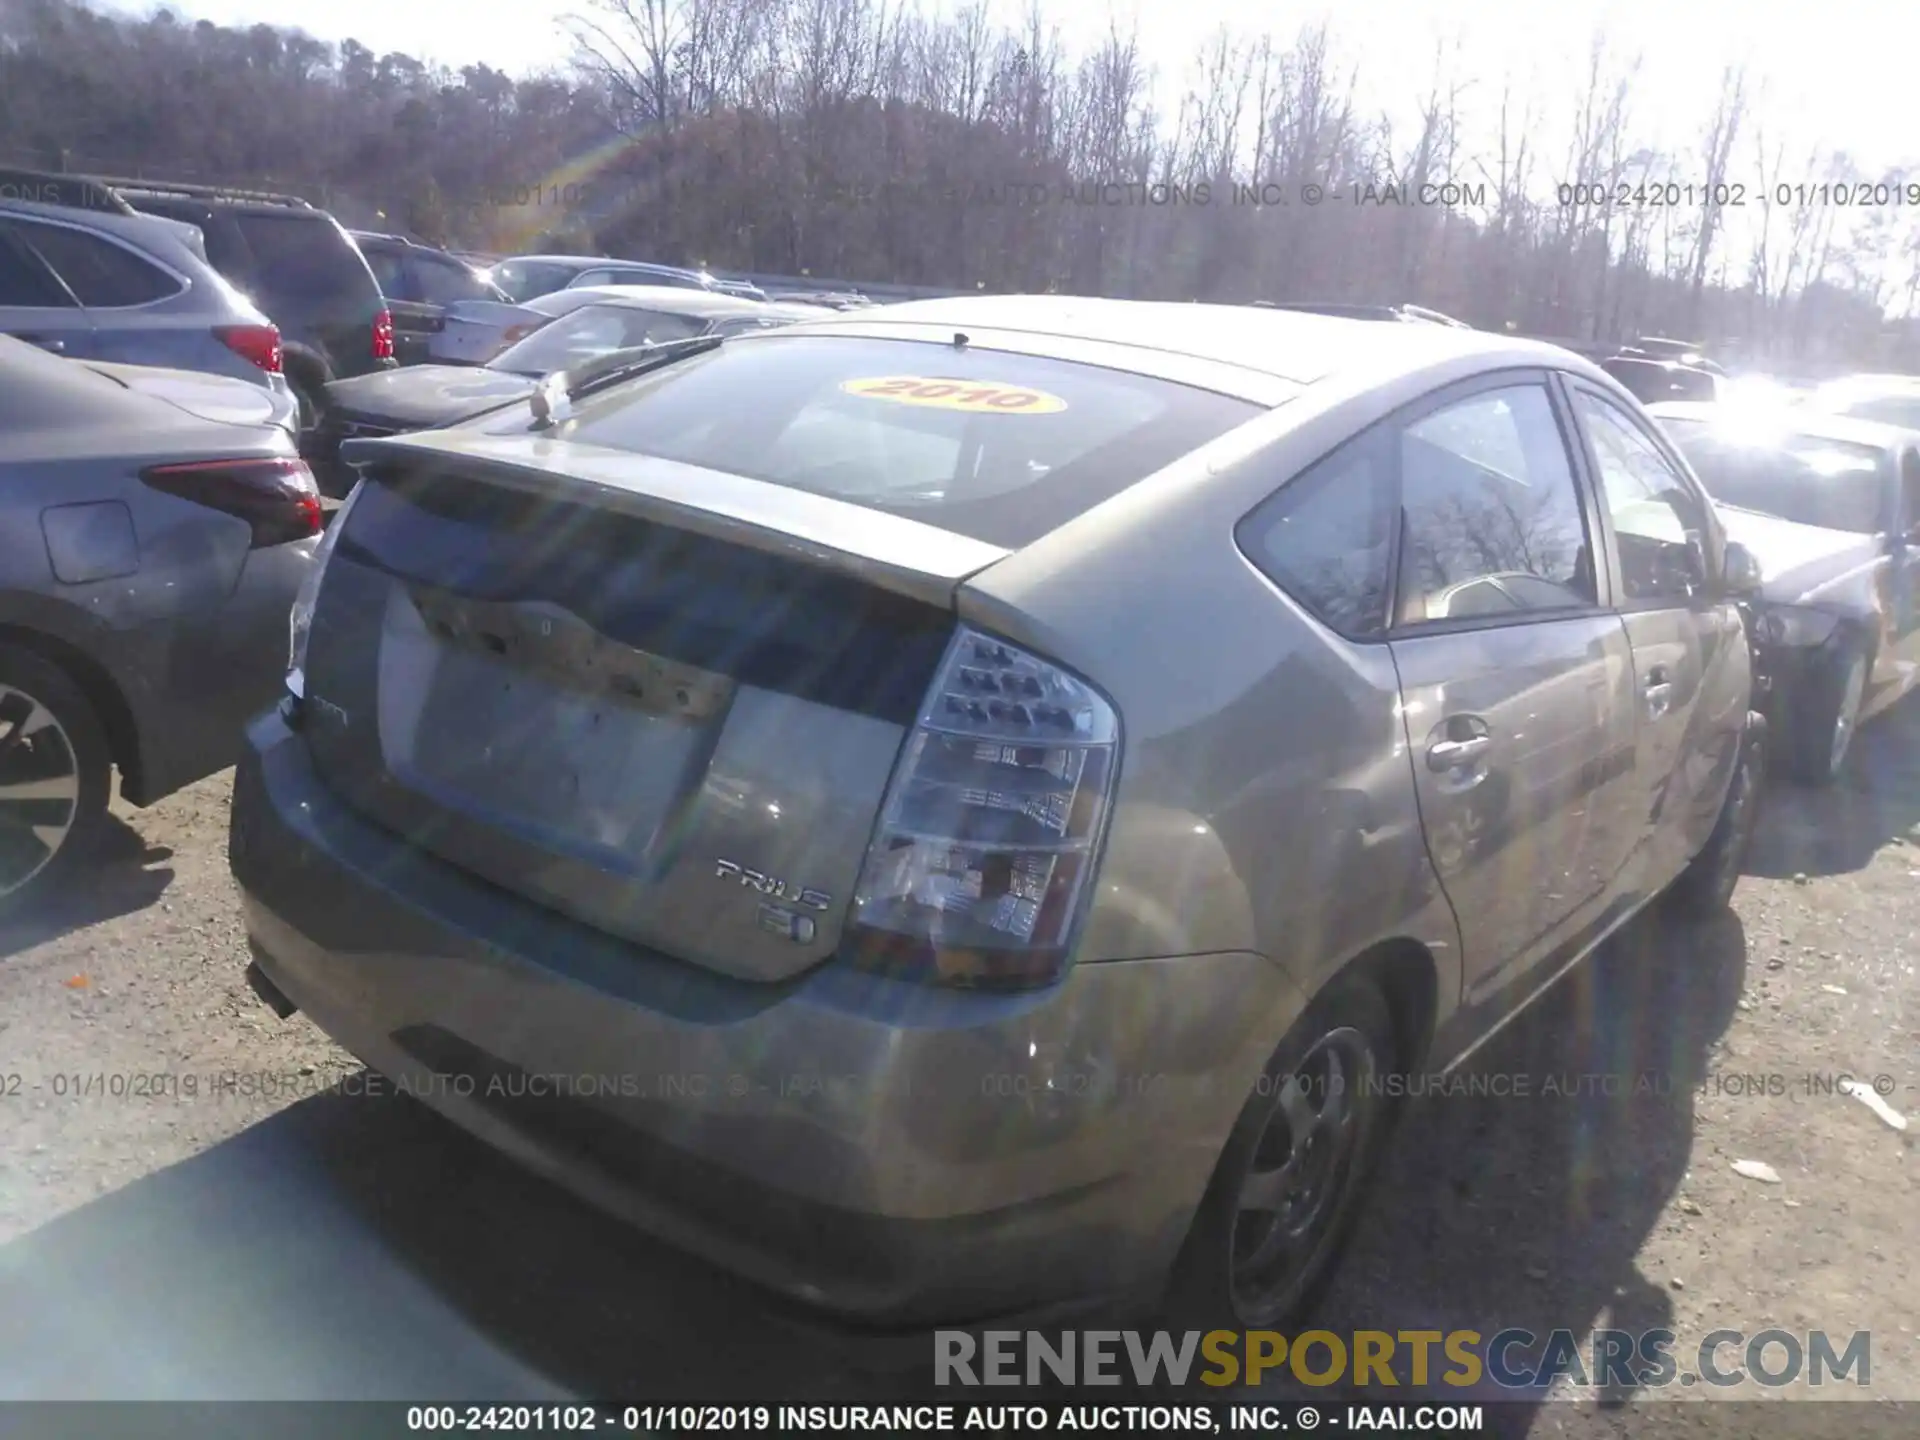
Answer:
xmin=1648 ymin=400 xmax=1915 ymax=452
xmin=553 ymin=284 xmax=776 ymax=316
xmin=771 ymin=294 xmax=1587 ymax=395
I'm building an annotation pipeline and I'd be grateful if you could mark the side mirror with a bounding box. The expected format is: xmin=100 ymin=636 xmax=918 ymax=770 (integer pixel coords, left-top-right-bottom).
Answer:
xmin=1721 ymin=540 xmax=1764 ymax=598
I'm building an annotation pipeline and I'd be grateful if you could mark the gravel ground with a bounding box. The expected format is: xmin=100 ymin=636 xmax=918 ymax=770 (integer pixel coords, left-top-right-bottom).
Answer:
xmin=0 ymin=700 xmax=1915 ymax=1430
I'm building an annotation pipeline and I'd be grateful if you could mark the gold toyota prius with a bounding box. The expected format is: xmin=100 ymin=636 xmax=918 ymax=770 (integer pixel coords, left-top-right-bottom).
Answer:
xmin=230 ymin=296 xmax=1764 ymax=1331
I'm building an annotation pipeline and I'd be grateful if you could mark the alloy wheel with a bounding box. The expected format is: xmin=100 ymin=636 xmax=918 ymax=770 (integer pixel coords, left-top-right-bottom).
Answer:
xmin=1229 ymin=1025 xmax=1379 ymax=1323
xmin=0 ymin=683 xmax=81 ymax=898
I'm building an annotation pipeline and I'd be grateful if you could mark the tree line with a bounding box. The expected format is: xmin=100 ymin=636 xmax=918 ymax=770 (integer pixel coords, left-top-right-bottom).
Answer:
xmin=2 ymin=0 xmax=1917 ymax=373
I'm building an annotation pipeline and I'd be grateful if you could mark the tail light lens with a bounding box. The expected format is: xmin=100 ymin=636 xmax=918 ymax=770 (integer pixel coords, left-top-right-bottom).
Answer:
xmin=372 ymin=308 xmax=395 ymax=360
xmin=485 ymin=321 xmax=543 ymax=358
xmin=214 ymin=323 xmax=283 ymax=373
xmin=140 ymin=457 xmax=323 ymax=549
xmin=845 ymin=626 xmax=1120 ymax=990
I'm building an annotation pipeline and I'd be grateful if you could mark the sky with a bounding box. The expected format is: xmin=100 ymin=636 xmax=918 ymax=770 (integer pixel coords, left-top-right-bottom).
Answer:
xmin=99 ymin=0 xmax=1914 ymax=181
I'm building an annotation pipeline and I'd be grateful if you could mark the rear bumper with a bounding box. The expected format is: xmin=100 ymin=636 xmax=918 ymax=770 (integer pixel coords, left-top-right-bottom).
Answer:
xmin=118 ymin=539 xmax=315 ymax=804
xmin=229 ymin=710 xmax=1305 ymax=1326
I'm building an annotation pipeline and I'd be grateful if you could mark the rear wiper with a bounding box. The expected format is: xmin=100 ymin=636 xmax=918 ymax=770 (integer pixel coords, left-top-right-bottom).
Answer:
xmin=529 ymin=335 xmax=724 ymax=428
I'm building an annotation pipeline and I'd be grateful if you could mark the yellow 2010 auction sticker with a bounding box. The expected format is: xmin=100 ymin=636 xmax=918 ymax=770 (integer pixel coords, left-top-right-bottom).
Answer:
xmin=839 ymin=376 xmax=1068 ymax=414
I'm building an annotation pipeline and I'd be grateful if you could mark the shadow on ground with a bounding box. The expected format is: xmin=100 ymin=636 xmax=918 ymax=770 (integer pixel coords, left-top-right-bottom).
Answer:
xmin=0 ymin=816 xmax=173 ymax=961
xmin=1281 ymin=904 xmax=1748 ymax=1429
xmin=37 ymin=713 xmax=1898 ymax=1411
xmin=1746 ymin=687 xmax=1920 ymax=879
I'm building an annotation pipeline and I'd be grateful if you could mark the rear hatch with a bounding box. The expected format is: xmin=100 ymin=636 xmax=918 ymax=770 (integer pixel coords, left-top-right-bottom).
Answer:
xmin=301 ymin=438 xmax=996 ymax=982
xmin=298 ymin=330 xmax=1267 ymax=982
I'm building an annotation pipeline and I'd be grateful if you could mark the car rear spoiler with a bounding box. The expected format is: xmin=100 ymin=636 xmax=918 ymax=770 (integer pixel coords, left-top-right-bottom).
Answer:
xmin=339 ymin=429 xmax=1011 ymax=609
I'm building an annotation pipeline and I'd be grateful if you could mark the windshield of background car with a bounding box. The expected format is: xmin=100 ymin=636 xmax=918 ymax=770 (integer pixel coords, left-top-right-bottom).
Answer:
xmin=232 ymin=213 xmax=378 ymax=310
xmin=539 ymin=335 xmax=1265 ymax=548
xmin=1662 ymin=419 xmax=1887 ymax=534
xmin=489 ymin=304 xmax=708 ymax=375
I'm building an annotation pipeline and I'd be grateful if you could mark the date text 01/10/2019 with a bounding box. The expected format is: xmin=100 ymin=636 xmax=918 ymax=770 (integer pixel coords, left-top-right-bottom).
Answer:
xmin=1559 ymin=180 xmax=1920 ymax=208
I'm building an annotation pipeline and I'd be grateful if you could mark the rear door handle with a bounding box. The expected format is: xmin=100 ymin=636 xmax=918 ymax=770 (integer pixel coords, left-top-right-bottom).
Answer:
xmin=1427 ymin=734 xmax=1493 ymax=771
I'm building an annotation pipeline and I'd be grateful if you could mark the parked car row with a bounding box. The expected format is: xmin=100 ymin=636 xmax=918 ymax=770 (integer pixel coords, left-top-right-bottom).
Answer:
xmin=1 ymin=167 xmax=817 ymax=433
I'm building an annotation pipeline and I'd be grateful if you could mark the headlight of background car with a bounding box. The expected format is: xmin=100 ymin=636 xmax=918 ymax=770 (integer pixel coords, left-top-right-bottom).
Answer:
xmin=1758 ymin=606 xmax=1841 ymax=648
xmin=286 ymin=483 xmax=362 ymax=699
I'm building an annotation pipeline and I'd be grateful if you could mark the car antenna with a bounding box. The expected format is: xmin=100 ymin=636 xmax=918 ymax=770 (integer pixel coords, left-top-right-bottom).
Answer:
xmin=953 ymin=332 xmax=969 ymax=350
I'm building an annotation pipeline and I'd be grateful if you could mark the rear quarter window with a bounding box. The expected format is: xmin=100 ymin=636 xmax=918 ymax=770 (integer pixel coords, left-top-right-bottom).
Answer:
xmin=534 ymin=335 xmax=1265 ymax=548
xmin=11 ymin=218 xmax=180 ymax=306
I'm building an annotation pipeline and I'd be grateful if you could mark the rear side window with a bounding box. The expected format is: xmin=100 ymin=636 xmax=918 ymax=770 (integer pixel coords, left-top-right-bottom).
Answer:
xmin=232 ymin=213 xmax=375 ymax=308
xmin=10 ymin=218 xmax=179 ymax=306
xmin=545 ymin=336 xmax=1264 ymax=548
xmin=0 ymin=223 xmax=76 ymax=306
xmin=1239 ymin=430 xmax=1395 ymax=638
xmin=1398 ymin=386 xmax=1595 ymax=621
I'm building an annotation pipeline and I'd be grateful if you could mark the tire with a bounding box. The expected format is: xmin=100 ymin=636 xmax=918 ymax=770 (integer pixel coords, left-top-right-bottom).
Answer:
xmin=1162 ymin=971 xmax=1398 ymax=1330
xmin=1786 ymin=637 xmax=1868 ymax=787
xmin=1667 ymin=712 xmax=1766 ymax=919
xmin=284 ymin=361 xmax=330 ymax=452
xmin=0 ymin=644 xmax=112 ymax=917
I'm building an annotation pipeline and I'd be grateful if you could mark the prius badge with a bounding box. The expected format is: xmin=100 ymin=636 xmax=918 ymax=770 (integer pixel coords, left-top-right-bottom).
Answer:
xmin=714 ymin=858 xmax=832 ymax=945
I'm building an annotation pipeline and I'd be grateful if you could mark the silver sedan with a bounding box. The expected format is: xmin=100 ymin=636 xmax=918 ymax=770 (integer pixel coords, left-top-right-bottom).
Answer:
xmin=0 ymin=337 xmax=317 ymax=911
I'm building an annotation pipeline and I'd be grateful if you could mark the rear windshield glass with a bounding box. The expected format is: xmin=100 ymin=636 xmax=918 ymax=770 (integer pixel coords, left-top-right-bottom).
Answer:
xmin=490 ymin=304 xmax=707 ymax=376
xmin=1663 ymin=419 xmax=1887 ymax=534
xmin=528 ymin=335 xmax=1265 ymax=547
xmin=232 ymin=213 xmax=376 ymax=308
xmin=1605 ymin=359 xmax=1716 ymax=404
xmin=493 ymin=260 xmax=581 ymax=302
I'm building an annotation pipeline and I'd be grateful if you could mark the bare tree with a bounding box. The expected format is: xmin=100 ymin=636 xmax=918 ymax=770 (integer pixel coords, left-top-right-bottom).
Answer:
xmin=1685 ymin=62 xmax=1749 ymax=330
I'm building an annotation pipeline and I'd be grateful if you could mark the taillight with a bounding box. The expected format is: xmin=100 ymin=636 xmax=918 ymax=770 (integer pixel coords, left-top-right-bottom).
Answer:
xmin=214 ymin=323 xmax=283 ymax=373
xmin=372 ymin=308 xmax=395 ymax=360
xmin=844 ymin=626 xmax=1120 ymax=990
xmin=140 ymin=457 xmax=324 ymax=549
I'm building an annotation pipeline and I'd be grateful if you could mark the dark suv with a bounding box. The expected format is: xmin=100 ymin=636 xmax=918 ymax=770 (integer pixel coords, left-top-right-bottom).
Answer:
xmin=350 ymin=231 xmax=508 ymax=367
xmin=81 ymin=178 xmax=395 ymax=434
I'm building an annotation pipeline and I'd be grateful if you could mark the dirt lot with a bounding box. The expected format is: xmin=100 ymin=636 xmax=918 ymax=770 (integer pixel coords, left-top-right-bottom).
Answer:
xmin=0 ymin=700 xmax=1915 ymax=1431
